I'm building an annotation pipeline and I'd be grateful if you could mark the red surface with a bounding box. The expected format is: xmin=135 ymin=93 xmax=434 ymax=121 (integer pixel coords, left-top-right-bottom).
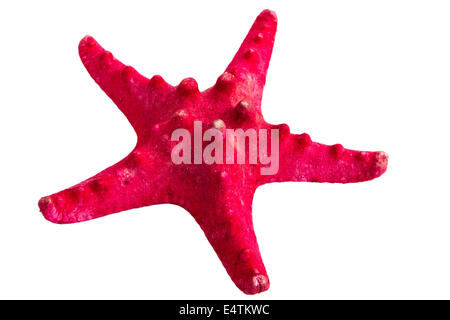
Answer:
xmin=38 ymin=10 xmax=388 ymax=294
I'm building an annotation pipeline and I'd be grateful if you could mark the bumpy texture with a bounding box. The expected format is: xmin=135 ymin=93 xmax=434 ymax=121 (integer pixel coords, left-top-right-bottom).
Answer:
xmin=38 ymin=10 xmax=388 ymax=294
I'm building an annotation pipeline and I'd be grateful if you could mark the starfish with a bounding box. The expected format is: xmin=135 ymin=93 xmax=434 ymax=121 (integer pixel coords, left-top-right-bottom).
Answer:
xmin=38 ymin=9 xmax=388 ymax=294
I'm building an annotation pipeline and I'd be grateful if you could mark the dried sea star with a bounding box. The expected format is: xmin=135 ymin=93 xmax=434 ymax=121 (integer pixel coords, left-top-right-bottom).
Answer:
xmin=38 ymin=10 xmax=388 ymax=294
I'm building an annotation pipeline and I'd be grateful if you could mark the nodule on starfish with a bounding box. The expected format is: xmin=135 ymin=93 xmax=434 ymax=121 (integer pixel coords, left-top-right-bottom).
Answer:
xmin=38 ymin=10 xmax=388 ymax=294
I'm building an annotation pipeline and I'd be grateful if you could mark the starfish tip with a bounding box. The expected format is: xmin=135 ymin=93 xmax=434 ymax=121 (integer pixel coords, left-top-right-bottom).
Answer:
xmin=79 ymin=35 xmax=95 ymax=47
xmin=241 ymin=274 xmax=270 ymax=295
xmin=38 ymin=196 xmax=61 ymax=224
xmin=376 ymin=151 xmax=389 ymax=174
xmin=259 ymin=9 xmax=277 ymax=23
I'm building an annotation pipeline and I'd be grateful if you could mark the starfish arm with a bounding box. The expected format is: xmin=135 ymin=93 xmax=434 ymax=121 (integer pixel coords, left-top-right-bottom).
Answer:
xmin=78 ymin=36 xmax=171 ymax=134
xmin=261 ymin=133 xmax=388 ymax=184
xmin=221 ymin=10 xmax=277 ymax=107
xmin=185 ymin=173 xmax=269 ymax=295
xmin=38 ymin=151 xmax=168 ymax=224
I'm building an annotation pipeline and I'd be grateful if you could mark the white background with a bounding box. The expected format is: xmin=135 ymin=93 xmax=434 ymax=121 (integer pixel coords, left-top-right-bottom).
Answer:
xmin=1 ymin=0 xmax=449 ymax=299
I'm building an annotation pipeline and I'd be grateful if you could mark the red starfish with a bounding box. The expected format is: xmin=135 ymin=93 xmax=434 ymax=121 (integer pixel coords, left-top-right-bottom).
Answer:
xmin=38 ymin=10 xmax=388 ymax=294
